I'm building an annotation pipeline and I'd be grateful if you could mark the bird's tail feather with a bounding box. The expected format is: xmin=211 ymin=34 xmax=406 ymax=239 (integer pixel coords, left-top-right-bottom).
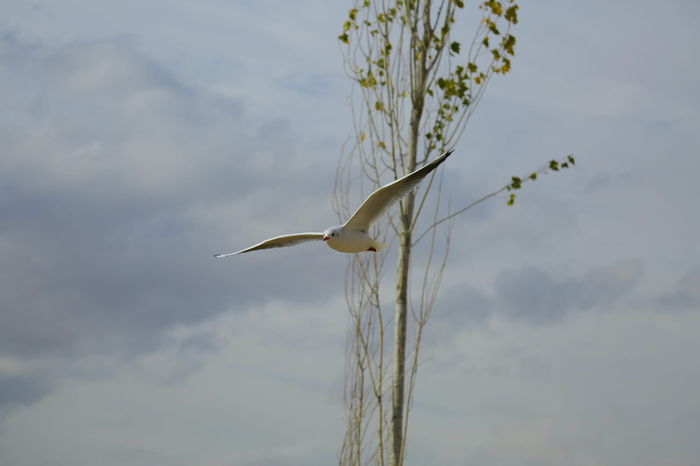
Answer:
xmin=373 ymin=241 xmax=389 ymax=252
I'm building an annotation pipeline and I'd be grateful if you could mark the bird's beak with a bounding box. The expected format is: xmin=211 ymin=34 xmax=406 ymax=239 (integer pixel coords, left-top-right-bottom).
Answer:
xmin=323 ymin=236 xmax=329 ymax=241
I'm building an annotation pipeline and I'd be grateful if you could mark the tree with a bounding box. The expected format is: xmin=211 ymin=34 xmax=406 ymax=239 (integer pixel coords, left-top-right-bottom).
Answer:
xmin=334 ymin=1 xmax=571 ymax=464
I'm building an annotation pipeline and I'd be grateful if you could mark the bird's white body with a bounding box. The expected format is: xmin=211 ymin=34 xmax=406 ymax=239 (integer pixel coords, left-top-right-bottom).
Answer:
xmin=322 ymin=226 xmax=387 ymax=253
xmin=214 ymin=149 xmax=453 ymax=257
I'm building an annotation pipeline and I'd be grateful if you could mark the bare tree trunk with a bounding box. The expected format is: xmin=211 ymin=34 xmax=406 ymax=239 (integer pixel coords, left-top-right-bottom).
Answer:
xmin=390 ymin=196 xmax=412 ymax=466
xmin=390 ymin=104 xmax=422 ymax=465
xmin=390 ymin=5 xmax=430 ymax=456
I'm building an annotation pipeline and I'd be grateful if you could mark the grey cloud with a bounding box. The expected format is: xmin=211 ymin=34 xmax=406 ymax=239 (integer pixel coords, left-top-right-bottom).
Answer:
xmin=428 ymin=283 xmax=493 ymax=345
xmin=495 ymin=260 xmax=644 ymax=324
xmin=0 ymin=373 xmax=50 ymax=408
xmin=0 ymin=35 xmax=340 ymax=395
xmin=433 ymin=260 xmax=646 ymax=335
xmin=238 ymin=452 xmax=336 ymax=466
xmin=656 ymin=267 xmax=700 ymax=312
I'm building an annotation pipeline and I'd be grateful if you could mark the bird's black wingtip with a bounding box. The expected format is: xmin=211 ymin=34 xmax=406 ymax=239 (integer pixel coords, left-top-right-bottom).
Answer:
xmin=433 ymin=149 xmax=454 ymax=164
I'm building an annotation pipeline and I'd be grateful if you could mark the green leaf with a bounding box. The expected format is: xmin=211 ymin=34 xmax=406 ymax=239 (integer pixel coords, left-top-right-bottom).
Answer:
xmin=549 ymin=160 xmax=559 ymax=171
xmin=450 ymin=41 xmax=461 ymax=54
xmin=384 ymin=41 xmax=392 ymax=55
xmin=503 ymin=34 xmax=516 ymax=55
xmin=568 ymin=155 xmax=576 ymax=165
xmin=505 ymin=4 xmax=519 ymax=24
xmin=529 ymin=172 xmax=537 ymax=181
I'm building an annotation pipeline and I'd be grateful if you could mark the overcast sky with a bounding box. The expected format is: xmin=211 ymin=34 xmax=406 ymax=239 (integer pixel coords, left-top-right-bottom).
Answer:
xmin=2 ymin=1 xmax=699 ymax=465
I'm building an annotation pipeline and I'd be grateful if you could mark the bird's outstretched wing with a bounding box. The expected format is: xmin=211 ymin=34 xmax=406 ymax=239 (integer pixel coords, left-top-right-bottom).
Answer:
xmin=214 ymin=232 xmax=324 ymax=257
xmin=343 ymin=149 xmax=454 ymax=232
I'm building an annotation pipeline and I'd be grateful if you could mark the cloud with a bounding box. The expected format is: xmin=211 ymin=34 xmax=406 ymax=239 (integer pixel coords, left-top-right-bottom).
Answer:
xmin=0 ymin=373 xmax=50 ymax=409
xmin=0 ymin=305 xmax=347 ymax=466
xmin=495 ymin=260 xmax=644 ymax=324
xmin=431 ymin=260 xmax=645 ymax=337
xmin=656 ymin=268 xmax=700 ymax=312
xmin=427 ymin=283 xmax=493 ymax=343
xmin=0 ymin=34 xmax=343 ymax=412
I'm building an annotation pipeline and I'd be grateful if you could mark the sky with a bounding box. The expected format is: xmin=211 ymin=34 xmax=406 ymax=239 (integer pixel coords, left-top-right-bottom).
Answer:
xmin=1 ymin=0 xmax=699 ymax=465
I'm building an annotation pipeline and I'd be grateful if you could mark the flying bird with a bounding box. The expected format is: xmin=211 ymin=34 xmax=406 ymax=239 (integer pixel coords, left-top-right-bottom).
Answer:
xmin=214 ymin=149 xmax=453 ymax=257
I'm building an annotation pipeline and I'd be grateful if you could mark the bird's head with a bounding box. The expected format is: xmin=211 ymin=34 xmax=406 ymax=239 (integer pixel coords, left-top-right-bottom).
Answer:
xmin=323 ymin=226 xmax=343 ymax=242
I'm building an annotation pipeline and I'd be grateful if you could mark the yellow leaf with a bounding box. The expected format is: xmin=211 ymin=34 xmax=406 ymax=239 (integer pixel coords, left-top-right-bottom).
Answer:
xmin=360 ymin=132 xmax=365 ymax=141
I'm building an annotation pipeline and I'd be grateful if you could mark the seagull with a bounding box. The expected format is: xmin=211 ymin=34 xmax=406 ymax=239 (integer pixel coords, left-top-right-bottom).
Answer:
xmin=214 ymin=149 xmax=453 ymax=257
